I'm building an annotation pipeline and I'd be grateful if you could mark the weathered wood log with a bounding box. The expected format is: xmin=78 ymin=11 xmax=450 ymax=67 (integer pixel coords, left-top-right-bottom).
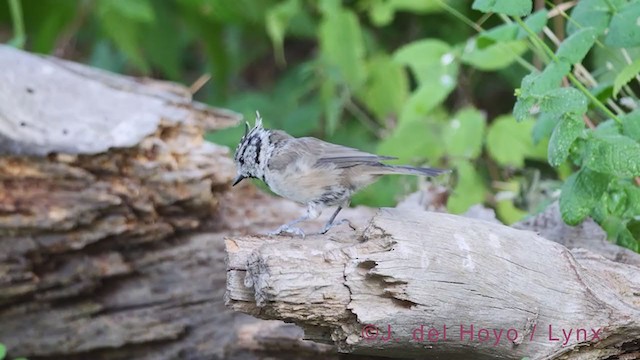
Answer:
xmin=0 ymin=45 xmax=382 ymax=360
xmin=226 ymin=208 xmax=640 ymax=360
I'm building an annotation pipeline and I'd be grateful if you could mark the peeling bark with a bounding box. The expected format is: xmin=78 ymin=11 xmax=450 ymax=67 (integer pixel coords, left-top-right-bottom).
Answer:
xmin=0 ymin=46 xmax=381 ymax=360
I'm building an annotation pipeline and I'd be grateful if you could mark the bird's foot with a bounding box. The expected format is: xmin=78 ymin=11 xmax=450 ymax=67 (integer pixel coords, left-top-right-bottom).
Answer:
xmin=318 ymin=218 xmax=356 ymax=235
xmin=268 ymin=225 xmax=306 ymax=238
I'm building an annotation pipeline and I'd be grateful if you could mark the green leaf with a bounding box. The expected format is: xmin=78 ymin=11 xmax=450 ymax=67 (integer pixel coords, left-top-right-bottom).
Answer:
xmin=388 ymin=0 xmax=442 ymax=13
xmin=143 ymin=1 xmax=183 ymax=80
xmin=0 ymin=343 xmax=5 ymax=360
xmin=96 ymin=0 xmax=155 ymax=72
xmin=540 ymin=87 xmax=588 ymax=117
xmin=528 ymin=61 xmax=572 ymax=97
xmin=443 ymin=107 xmax=486 ymax=159
xmin=398 ymin=84 xmax=452 ymax=124
xmin=319 ymin=6 xmax=366 ymax=89
xmin=394 ymin=39 xmax=457 ymax=86
xmin=472 ymin=0 xmax=532 ymax=16
xmin=496 ymin=197 xmax=529 ymax=224
xmin=567 ymin=0 xmax=625 ymax=36
xmin=447 ymin=160 xmax=487 ymax=214
xmin=513 ymin=96 xmax=536 ymax=122
xmin=461 ymin=39 xmax=528 ymax=71
xmin=479 ymin=9 xmax=547 ymax=47
xmin=266 ymin=0 xmax=300 ymax=64
xmin=516 ymin=9 xmax=548 ymax=38
xmin=556 ymin=27 xmax=597 ymax=64
xmin=357 ymin=55 xmax=409 ymax=120
xmin=378 ymin=111 xmax=446 ymax=162
xmin=595 ymin=119 xmax=622 ymax=137
xmin=584 ymin=134 xmax=640 ymax=177
xmin=486 ymin=115 xmax=542 ymax=167
xmin=532 ymin=112 xmax=557 ymax=144
xmin=622 ymin=109 xmax=640 ymax=142
xmin=605 ymin=2 xmax=640 ymax=47
xmin=548 ymin=114 xmax=584 ymax=167
xmin=369 ymin=0 xmax=394 ymax=26
xmin=101 ymin=0 xmax=155 ymax=22
xmin=320 ymin=79 xmax=346 ymax=134
xmin=613 ymin=58 xmax=640 ymax=97
xmin=559 ymin=168 xmax=611 ymax=225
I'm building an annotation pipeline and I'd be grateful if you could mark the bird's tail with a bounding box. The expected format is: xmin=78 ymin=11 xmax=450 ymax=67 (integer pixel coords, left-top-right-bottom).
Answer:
xmin=373 ymin=165 xmax=450 ymax=177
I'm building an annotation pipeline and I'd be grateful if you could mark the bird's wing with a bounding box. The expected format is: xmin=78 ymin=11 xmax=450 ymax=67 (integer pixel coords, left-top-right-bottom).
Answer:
xmin=296 ymin=137 xmax=396 ymax=169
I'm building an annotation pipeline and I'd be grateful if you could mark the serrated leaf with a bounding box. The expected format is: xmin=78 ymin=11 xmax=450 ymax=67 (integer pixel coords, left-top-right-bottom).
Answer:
xmin=472 ymin=0 xmax=532 ymax=16
xmin=447 ymin=160 xmax=487 ymax=213
xmin=556 ymin=27 xmax=597 ymax=64
xmin=559 ymin=168 xmax=610 ymax=225
xmin=548 ymin=114 xmax=584 ymax=167
xmin=622 ymin=109 xmax=640 ymax=142
xmin=566 ymin=0 xmax=625 ymax=36
xmin=613 ymin=58 xmax=640 ymax=97
xmin=584 ymin=134 xmax=640 ymax=177
xmin=532 ymin=112 xmax=557 ymax=144
xmin=605 ymin=2 xmax=640 ymax=47
xmin=486 ymin=115 xmax=541 ymax=167
xmin=514 ymin=61 xmax=571 ymax=122
xmin=266 ymin=0 xmax=300 ymax=64
xmin=461 ymin=39 xmax=528 ymax=71
xmin=520 ymin=60 xmax=571 ymax=98
xmin=394 ymin=39 xmax=457 ymax=86
xmin=540 ymin=87 xmax=588 ymax=117
xmin=319 ymin=6 xmax=366 ymax=89
xmin=357 ymin=56 xmax=409 ymax=120
xmin=443 ymin=107 xmax=486 ymax=159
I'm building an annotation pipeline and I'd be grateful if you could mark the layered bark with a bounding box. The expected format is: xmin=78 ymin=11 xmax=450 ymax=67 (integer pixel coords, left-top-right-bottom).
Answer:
xmin=226 ymin=209 xmax=640 ymax=360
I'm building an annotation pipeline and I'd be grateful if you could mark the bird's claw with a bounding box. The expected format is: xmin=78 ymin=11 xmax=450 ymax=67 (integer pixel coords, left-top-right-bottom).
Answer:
xmin=268 ymin=225 xmax=306 ymax=238
xmin=318 ymin=219 xmax=356 ymax=235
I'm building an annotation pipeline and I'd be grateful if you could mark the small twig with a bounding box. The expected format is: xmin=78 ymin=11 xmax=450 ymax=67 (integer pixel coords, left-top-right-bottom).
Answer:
xmin=583 ymin=114 xmax=595 ymax=129
xmin=547 ymin=1 xmax=576 ymax=18
xmin=189 ymin=74 xmax=212 ymax=95
xmin=344 ymin=99 xmax=382 ymax=137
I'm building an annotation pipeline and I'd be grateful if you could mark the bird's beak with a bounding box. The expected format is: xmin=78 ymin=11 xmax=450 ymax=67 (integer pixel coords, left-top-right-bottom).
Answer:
xmin=232 ymin=175 xmax=245 ymax=187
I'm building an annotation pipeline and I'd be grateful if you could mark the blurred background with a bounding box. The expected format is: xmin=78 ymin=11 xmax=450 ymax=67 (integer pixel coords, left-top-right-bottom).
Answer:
xmin=0 ymin=0 xmax=637 ymax=228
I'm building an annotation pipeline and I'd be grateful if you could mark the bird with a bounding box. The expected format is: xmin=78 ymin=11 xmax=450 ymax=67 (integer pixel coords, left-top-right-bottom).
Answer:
xmin=232 ymin=112 xmax=449 ymax=237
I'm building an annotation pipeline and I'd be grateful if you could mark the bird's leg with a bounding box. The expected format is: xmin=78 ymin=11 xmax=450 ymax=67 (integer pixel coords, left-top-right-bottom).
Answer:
xmin=269 ymin=202 xmax=322 ymax=238
xmin=318 ymin=203 xmax=356 ymax=234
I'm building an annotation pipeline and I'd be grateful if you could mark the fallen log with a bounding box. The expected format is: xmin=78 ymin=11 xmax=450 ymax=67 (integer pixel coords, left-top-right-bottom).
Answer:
xmin=1 ymin=45 xmax=378 ymax=360
xmin=226 ymin=208 xmax=640 ymax=360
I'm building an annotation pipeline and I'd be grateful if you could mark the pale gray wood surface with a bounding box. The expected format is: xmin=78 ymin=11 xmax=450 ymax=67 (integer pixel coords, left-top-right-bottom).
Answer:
xmin=0 ymin=44 xmax=238 ymax=155
xmin=226 ymin=209 xmax=640 ymax=360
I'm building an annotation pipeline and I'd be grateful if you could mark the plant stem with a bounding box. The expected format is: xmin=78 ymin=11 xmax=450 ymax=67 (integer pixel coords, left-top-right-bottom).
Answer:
xmin=514 ymin=17 xmax=622 ymax=124
xmin=8 ymin=0 xmax=26 ymax=48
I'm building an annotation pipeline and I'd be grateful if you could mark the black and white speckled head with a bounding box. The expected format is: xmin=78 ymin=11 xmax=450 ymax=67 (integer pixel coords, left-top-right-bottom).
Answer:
xmin=232 ymin=112 xmax=272 ymax=186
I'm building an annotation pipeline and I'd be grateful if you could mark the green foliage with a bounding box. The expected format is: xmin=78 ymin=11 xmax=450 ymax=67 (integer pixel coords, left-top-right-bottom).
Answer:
xmin=2 ymin=0 xmax=640 ymax=251
xmin=0 ymin=342 xmax=27 ymax=360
